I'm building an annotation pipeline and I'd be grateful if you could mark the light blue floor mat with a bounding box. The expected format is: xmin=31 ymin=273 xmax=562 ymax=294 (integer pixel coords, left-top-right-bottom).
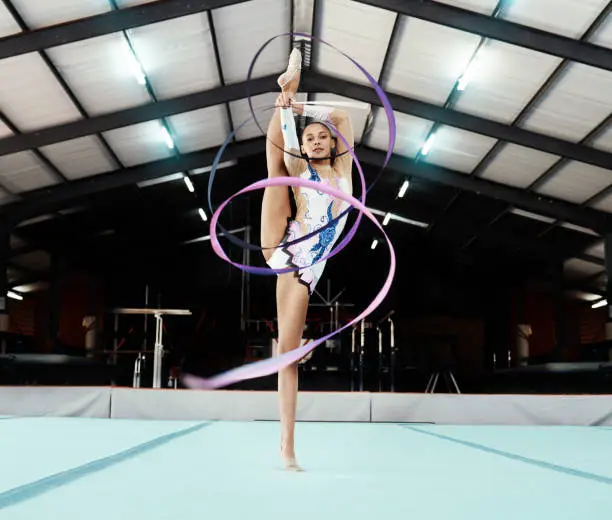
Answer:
xmin=0 ymin=419 xmax=609 ymax=519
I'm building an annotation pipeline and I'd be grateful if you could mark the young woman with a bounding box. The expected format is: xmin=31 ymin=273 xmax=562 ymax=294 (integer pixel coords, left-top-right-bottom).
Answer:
xmin=261 ymin=48 xmax=354 ymax=470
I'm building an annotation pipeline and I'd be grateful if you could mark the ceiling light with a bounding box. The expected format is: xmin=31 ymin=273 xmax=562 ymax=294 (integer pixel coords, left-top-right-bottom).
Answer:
xmin=7 ymin=291 xmax=23 ymax=301
xmin=371 ymin=239 xmax=378 ymax=250
xmin=398 ymin=180 xmax=410 ymax=198
xmin=198 ymin=208 xmax=208 ymax=222
xmin=592 ymin=299 xmax=607 ymax=309
xmin=383 ymin=213 xmax=391 ymax=226
xmin=420 ymin=133 xmax=436 ymax=156
xmin=126 ymin=49 xmax=146 ymax=85
xmin=184 ymin=176 xmax=194 ymax=193
xmin=160 ymin=125 xmax=174 ymax=149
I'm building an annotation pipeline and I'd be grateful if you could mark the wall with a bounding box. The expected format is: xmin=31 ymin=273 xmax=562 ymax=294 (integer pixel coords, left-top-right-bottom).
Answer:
xmin=7 ymin=271 xmax=106 ymax=352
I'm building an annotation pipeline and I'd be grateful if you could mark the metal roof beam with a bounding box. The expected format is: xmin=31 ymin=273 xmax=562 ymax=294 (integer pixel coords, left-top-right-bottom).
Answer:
xmin=1 ymin=138 xmax=265 ymax=222
xmin=0 ymin=75 xmax=278 ymax=156
xmin=357 ymin=147 xmax=612 ymax=233
xmin=354 ymin=0 xmax=612 ymax=73
xmin=302 ymin=72 xmax=612 ymax=172
xmin=0 ymin=0 xmax=249 ymax=60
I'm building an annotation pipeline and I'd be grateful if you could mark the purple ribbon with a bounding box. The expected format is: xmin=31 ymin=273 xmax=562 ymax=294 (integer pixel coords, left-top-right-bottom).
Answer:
xmin=181 ymin=33 xmax=397 ymax=389
xmin=182 ymin=176 xmax=395 ymax=389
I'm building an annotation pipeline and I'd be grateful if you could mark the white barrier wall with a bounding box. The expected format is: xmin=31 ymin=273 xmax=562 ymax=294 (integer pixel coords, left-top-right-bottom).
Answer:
xmin=110 ymin=388 xmax=372 ymax=422
xmin=1 ymin=387 xmax=611 ymax=425
xmin=0 ymin=386 xmax=111 ymax=418
xmin=370 ymin=393 xmax=612 ymax=426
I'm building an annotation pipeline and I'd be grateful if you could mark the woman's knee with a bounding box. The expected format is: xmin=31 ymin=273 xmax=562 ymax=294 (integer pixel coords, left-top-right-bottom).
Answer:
xmin=262 ymin=248 xmax=274 ymax=264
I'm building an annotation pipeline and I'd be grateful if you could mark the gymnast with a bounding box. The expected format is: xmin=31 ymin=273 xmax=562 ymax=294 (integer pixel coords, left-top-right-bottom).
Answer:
xmin=261 ymin=47 xmax=354 ymax=471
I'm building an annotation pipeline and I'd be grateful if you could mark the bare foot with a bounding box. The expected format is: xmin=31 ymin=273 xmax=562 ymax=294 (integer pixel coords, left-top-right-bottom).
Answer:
xmin=283 ymin=456 xmax=304 ymax=472
xmin=277 ymin=48 xmax=302 ymax=93
xmin=281 ymin=444 xmax=304 ymax=472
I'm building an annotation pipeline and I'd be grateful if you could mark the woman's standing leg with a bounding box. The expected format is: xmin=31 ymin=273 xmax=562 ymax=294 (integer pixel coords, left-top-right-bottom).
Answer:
xmin=260 ymin=48 xmax=307 ymax=470
xmin=276 ymin=274 xmax=309 ymax=470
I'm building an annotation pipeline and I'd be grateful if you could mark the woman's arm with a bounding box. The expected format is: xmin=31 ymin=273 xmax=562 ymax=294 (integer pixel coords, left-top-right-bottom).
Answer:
xmin=277 ymin=94 xmax=307 ymax=176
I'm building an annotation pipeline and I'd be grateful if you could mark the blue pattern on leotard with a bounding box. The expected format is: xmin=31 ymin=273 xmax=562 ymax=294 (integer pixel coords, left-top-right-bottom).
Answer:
xmin=306 ymin=164 xmax=339 ymax=263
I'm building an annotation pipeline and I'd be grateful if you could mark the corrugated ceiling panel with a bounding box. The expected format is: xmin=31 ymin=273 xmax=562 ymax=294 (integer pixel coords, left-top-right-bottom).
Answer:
xmin=10 ymin=0 xmax=110 ymax=29
xmin=315 ymin=0 xmax=396 ymax=86
xmin=213 ymin=0 xmax=291 ymax=84
xmin=590 ymin=11 xmax=612 ymax=48
xmin=590 ymin=191 xmax=612 ymax=212
xmin=534 ymin=161 xmax=612 ymax=203
xmin=168 ymin=105 xmax=229 ymax=153
xmin=310 ymin=93 xmax=370 ymax=143
xmin=584 ymin=239 xmax=604 ymax=258
xmin=7 ymin=267 xmax=20 ymax=283
xmin=0 ymin=189 xmax=14 ymax=205
xmin=0 ymin=2 xmax=21 ymax=37
xmin=564 ymin=257 xmax=604 ymax=279
xmin=590 ymin=125 xmax=612 ymax=153
xmin=0 ymin=53 xmax=82 ymax=131
xmin=504 ymin=0 xmax=610 ymax=39
xmin=0 ymin=119 xmax=12 ymax=139
xmin=127 ymin=14 xmax=221 ymax=99
xmin=229 ymin=92 xmax=279 ymax=141
xmin=520 ymin=63 xmax=612 ymax=142
xmin=479 ymin=144 xmax=560 ymax=188
xmin=0 ymin=151 xmax=61 ymax=192
xmin=434 ymin=0 xmax=498 ymax=14
xmin=46 ymin=33 xmax=151 ymax=116
xmin=364 ymin=109 xmax=433 ymax=158
xmin=384 ymin=17 xmax=480 ymax=105
xmin=102 ymin=121 xmax=174 ymax=167
xmin=453 ymin=41 xmax=562 ymax=124
xmin=423 ymin=126 xmax=497 ymax=173
xmin=13 ymin=281 xmax=49 ymax=293
xmin=115 ymin=0 xmax=157 ymax=6
xmin=12 ymin=250 xmax=50 ymax=271
xmin=10 ymin=234 xmax=26 ymax=248
xmin=39 ymin=136 xmax=117 ymax=180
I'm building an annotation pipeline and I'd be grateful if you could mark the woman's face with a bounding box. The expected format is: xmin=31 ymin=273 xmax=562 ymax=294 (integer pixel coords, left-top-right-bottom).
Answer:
xmin=301 ymin=123 xmax=332 ymax=160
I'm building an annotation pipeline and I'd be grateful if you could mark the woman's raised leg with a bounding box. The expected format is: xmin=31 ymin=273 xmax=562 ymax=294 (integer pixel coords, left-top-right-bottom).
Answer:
xmin=260 ymin=48 xmax=302 ymax=262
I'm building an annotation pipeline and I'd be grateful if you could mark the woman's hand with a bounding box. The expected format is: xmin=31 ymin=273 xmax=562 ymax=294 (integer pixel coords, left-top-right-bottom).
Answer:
xmin=275 ymin=93 xmax=304 ymax=116
xmin=275 ymin=92 xmax=294 ymax=109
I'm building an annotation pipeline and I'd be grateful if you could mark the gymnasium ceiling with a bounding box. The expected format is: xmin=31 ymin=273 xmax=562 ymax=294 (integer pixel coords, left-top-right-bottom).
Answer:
xmin=1 ymin=0 xmax=612 ymax=304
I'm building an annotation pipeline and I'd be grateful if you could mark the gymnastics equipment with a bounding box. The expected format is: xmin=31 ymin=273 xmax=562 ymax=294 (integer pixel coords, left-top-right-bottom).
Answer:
xmin=112 ymin=307 xmax=191 ymax=389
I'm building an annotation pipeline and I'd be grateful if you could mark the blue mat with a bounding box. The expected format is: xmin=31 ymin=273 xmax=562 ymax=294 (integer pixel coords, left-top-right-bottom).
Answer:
xmin=0 ymin=419 xmax=609 ymax=519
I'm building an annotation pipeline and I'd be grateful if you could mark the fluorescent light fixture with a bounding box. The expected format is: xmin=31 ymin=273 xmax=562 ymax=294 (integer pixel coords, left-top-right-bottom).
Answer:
xmin=560 ymin=222 xmax=598 ymax=236
xmin=160 ymin=125 xmax=174 ymax=149
xmin=182 ymin=226 xmax=249 ymax=245
xmin=184 ymin=176 xmax=194 ymax=193
xmin=383 ymin=213 xmax=391 ymax=226
xmin=127 ymin=49 xmax=146 ymax=85
xmin=509 ymin=208 xmax=555 ymax=224
xmin=7 ymin=291 xmax=23 ymax=301
xmin=398 ymin=180 xmax=410 ymax=198
xmin=198 ymin=208 xmax=208 ymax=222
xmin=137 ymin=172 xmax=183 ymax=188
xmin=457 ymin=51 xmax=484 ymax=92
xmin=592 ymin=299 xmax=607 ymax=309
xmin=367 ymin=207 xmax=429 ymax=229
xmin=393 ymin=214 xmax=429 ymax=228
xmin=191 ymin=160 xmax=237 ymax=175
xmin=371 ymin=239 xmax=378 ymax=250
xmin=420 ymin=133 xmax=436 ymax=156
